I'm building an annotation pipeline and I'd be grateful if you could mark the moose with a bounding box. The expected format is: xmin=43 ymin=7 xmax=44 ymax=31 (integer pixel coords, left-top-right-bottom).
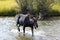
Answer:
xmin=15 ymin=13 xmax=38 ymax=36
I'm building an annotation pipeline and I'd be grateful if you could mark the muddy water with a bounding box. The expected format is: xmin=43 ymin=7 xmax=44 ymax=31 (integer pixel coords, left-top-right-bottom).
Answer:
xmin=0 ymin=17 xmax=60 ymax=40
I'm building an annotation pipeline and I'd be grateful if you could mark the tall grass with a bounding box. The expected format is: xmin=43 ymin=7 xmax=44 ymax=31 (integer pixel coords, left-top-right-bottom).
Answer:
xmin=0 ymin=0 xmax=60 ymax=16
xmin=0 ymin=0 xmax=18 ymax=16
xmin=46 ymin=4 xmax=60 ymax=16
xmin=51 ymin=4 xmax=60 ymax=12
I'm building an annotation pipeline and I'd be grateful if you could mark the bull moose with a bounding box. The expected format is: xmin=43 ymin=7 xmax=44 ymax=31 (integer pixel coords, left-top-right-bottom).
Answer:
xmin=15 ymin=13 xmax=38 ymax=36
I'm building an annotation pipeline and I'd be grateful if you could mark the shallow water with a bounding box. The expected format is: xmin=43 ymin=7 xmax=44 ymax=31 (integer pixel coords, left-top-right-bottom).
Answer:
xmin=0 ymin=17 xmax=60 ymax=40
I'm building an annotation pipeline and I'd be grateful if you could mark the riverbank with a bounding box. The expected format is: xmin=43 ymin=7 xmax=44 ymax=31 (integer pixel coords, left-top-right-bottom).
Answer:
xmin=0 ymin=0 xmax=60 ymax=17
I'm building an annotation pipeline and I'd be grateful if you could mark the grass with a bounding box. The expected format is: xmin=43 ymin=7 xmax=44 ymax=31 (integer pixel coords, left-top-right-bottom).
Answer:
xmin=0 ymin=0 xmax=18 ymax=16
xmin=51 ymin=4 xmax=60 ymax=12
xmin=17 ymin=35 xmax=33 ymax=40
xmin=0 ymin=0 xmax=60 ymax=16
xmin=0 ymin=0 xmax=17 ymax=10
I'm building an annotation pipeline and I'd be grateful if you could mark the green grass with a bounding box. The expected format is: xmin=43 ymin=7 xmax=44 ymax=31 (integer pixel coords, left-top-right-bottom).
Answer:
xmin=0 ymin=0 xmax=17 ymax=10
xmin=51 ymin=4 xmax=60 ymax=12
xmin=0 ymin=8 xmax=17 ymax=16
xmin=0 ymin=0 xmax=60 ymax=16
xmin=0 ymin=0 xmax=18 ymax=16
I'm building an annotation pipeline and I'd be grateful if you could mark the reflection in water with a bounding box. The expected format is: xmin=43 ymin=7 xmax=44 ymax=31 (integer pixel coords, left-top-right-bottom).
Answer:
xmin=0 ymin=17 xmax=60 ymax=40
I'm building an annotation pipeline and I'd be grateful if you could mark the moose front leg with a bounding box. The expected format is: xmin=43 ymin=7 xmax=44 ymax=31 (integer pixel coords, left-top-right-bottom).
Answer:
xmin=23 ymin=26 xmax=25 ymax=36
xmin=31 ymin=27 xmax=34 ymax=36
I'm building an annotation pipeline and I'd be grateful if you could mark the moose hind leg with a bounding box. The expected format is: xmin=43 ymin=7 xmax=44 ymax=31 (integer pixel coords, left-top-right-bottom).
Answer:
xmin=17 ymin=24 xmax=20 ymax=32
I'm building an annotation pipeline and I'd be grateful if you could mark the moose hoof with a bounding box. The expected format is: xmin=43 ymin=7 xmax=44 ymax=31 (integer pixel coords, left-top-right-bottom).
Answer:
xmin=18 ymin=29 xmax=20 ymax=32
xmin=18 ymin=28 xmax=20 ymax=32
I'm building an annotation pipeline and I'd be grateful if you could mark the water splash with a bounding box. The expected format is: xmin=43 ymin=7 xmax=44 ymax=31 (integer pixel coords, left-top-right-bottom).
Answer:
xmin=11 ymin=28 xmax=46 ymax=40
